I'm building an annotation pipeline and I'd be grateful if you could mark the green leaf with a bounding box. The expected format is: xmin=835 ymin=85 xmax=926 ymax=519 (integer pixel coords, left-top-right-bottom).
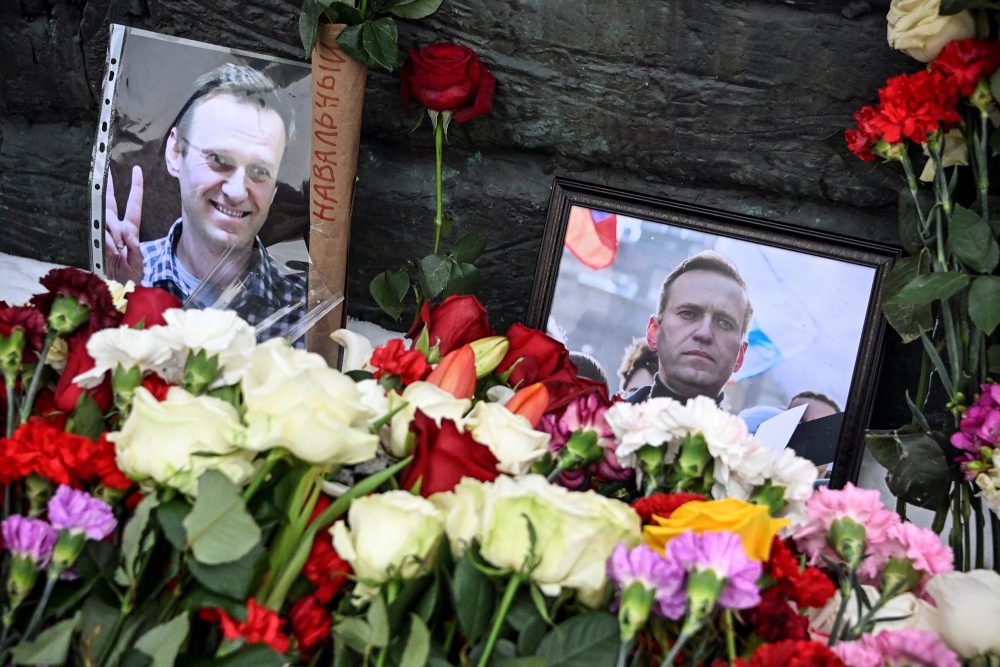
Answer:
xmin=949 ymin=204 xmax=1000 ymax=273
xmin=336 ymin=24 xmax=371 ymax=67
xmin=156 ymin=498 xmax=191 ymax=551
xmin=183 ymin=470 xmax=262 ymax=565
xmin=969 ymin=276 xmax=1000 ymax=335
xmin=989 ymin=343 xmax=1000 ymax=373
xmin=499 ymin=659 xmax=547 ymax=667
xmin=368 ymin=591 xmax=390 ymax=648
xmin=399 ymin=614 xmax=431 ymax=667
xmin=452 ymin=552 xmax=496 ymax=643
xmin=888 ymin=271 xmax=968 ymax=305
xmin=388 ymin=0 xmax=444 ymax=19
xmin=68 ymin=391 xmax=105 ymax=440
xmin=535 ymin=612 xmax=620 ymax=667
xmin=880 ymin=253 xmax=933 ymax=343
xmin=897 ymin=188 xmax=930 ymax=255
xmin=450 ymin=231 xmax=488 ymax=264
xmin=865 ymin=430 xmax=902 ymax=471
xmin=326 ymin=1 xmax=364 ymax=24
xmin=419 ymin=254 xmax=452 ymax=299
xmin=299 ymin=0 xmax=324 ymax=55
xmin=118 ymin=494 xmax=159 ymax=586
xmin=884 ymin=432 xmax=953 ymax=510
xmin=334 ymin=617 xmax=374 ymax=654
xmin=362 ymin=18 xmax=398 ymax=71
xmin=10 ymin=612 xmax=80 ymax=664
xmin=134 ymin=613 xmax=190 ymax=667
xmin=189 ymin=542 xmax=267 ymax=600
xmin=188 ymin=645 xmax=286 ymax=667
xmin=371 ymin=269 xmax=411 ymax=320
xmin=442 ymin=261 xmax=480 ymax=298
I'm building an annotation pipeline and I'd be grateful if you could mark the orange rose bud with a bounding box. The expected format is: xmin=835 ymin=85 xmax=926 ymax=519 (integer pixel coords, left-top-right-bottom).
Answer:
xmin=504 ymin=382 xmax=549 ymax=427
xmin=426 ymin=345 xmax=477 ymax=399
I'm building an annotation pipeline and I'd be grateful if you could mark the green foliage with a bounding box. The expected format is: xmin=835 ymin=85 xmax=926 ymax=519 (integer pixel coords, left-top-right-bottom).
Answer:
xmin=866 ymin=430 xmax=953 ymax=509
xmin=534 ymin=612 xmax=621 ymax=666
xmin=371 ymin=269 xmax=411 ymax=320
xmin=880 ymin=253 xmax=933 ymax=343
xmin=969 ymin=276 xmax=1000 ymax=335
xmin=133 ymin=613 xmax=190 ymax=667
xmin=67 ymin=391 xmax=105 ymax=440
xmin=452 ymin=551 xmax=497 ymax=643
xmin=949 ymin=205 xmax=1000 ymax=273
xmin=10 ymin=613 xmax=80 ymax=664
xmin=183 ymin=471 xmax=262 ymax=565
xmin=889 ymin=271 xmax=969 ymax=305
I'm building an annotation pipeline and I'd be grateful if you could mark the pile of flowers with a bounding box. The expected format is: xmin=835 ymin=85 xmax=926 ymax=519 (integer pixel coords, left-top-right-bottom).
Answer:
xmin=0 ymin=268 xmax=995 ymax=666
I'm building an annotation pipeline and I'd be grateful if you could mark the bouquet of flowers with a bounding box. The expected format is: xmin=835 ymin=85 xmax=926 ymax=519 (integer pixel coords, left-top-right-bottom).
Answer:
xmin=847 ymin=2 xmax=1000 ymax=568
xmin=0 ymin=269 xmax=992 ymax=666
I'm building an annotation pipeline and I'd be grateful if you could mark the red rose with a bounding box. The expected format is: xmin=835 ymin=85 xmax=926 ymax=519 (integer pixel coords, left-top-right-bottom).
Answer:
xmin=370 ymin=338 xmax=430 ymax=385
xmin=53 ymin=332 xmax=112 ymax=414
xmin=406 ymin=295 xmax=494 ymax=355
xmin=401 ymin=411 xmax=499 ymax=496
xmin=631 ymin=493 xmax=706 ymax=525
xmin=289 ymin=594 xmax=331 ymax=657
xmin=121 ymin=286 xmax=181 ymax=329
xmin=400 ymin=43 xmax=495 ymax=122
xmin=933 ymin=38 xmax=1000 ymax=97
xmin=735 ymin=640 xmax=845 ymax=667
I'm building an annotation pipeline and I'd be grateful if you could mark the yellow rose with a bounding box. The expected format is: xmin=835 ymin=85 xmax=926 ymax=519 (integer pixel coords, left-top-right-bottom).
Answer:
xmin=642 ymin=498 xmax=788 ymax=562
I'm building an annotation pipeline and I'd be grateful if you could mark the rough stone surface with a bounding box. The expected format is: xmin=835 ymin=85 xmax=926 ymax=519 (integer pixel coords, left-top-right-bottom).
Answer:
xmin=0 ymin=0 xmax=924 ymax=427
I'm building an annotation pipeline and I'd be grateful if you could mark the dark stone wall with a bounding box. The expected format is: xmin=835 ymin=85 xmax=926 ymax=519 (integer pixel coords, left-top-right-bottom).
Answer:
xmin=0 ymin=0 xmax=921 ymax=425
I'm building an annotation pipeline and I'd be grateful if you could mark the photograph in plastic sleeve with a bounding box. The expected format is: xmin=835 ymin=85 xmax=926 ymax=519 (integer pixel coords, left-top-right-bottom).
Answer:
xmin=91 ymin=25 xmax=340 ymax=347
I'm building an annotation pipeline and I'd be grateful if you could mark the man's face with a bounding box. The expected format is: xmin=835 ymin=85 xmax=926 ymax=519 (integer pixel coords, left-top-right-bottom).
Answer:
xmin=166 ymin=94 xmax=286 ymax=254
xmin=646 ymin=269 xmax=750 ymax=399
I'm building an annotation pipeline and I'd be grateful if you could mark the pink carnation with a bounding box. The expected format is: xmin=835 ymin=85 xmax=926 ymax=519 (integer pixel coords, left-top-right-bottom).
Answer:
xmin=835 ymin=629 xmax=959 ymax=667
xmin=539 ymin=392 xmax=630 ymax=489
xmin=882 ymin=521 xmax=954 ymax=585
xmin=792 ymin=483 xmax=900 ymax=582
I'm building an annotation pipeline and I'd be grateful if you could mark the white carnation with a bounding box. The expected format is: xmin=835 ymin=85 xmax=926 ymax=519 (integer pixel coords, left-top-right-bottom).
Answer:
xmin=152 ymin=308 xmax=257 ymax=387
xmin=74 ymin=326 xmax=174 ymax=388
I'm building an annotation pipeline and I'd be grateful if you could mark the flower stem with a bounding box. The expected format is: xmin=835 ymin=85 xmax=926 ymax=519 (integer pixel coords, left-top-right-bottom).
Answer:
xmin=827 ymin=574 xmax=853 ymax=647
xmin=18 ymin=332 xmax=55 ymax=423
xmin=616 ymin=638 xmax=634 ymax=667
xmin=432 ymin=115 xmax=445 ymax=255
xmin=5 ymin=378 xmax=16 ymax=438
xmin=978 ymin=112 xmax=989 ymax=225
xmin=476 ymin=574 xmax=523 ymax=667
xmin=242 ymin=450 xmax=283 ymax=503
xmin=660 ymin=630 xmax=693 ymax=667
xmin=722 ymin=609 xmax=737 ymax=664
xmin=21 ymin=573 xmax=57 ymax=641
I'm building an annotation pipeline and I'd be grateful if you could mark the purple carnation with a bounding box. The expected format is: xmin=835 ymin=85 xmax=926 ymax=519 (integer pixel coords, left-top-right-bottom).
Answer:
xmin=1 ymin=515 xmax=57 ymax=566
xmin=47 ymin=485 xmax=117 ymax=540
xmin=607 ymin=543 xmax=673 ymax=610
xmin=657 ymin=531 xmax=762 ymax=619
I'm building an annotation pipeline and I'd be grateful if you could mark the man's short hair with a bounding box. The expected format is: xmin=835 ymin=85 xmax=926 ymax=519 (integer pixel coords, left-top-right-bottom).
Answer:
xmin=788 ymin=390 xmax=840 ymax=413
xmin=617 ymin=337 xmax=658 ymax=389
xmin=170 ymin=63 xmax=295 ymax=150
xmin=655 ymin=250 xmax=753 ymax=336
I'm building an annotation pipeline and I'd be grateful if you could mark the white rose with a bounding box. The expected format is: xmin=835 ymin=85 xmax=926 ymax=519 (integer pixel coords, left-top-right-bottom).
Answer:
xmin=887 ymin=0 xmax=975 ymax=63
xmin=330 ymin=491 xmax=443 ymax=597
xmin=807 ymin=584 xmax=939 ymax=642
xmin=926 ymin=570 xmax=1000 ymax=658
xmin=463 ymin=402 xmax=550 ymax=475
xmin=355 ymin=378 xmax=389 ymax=424
xmin=385 ymin=382 xmax=470 ymax=458
xmin=108 ymin=387 xmax=254 ymax=496
xmin=434 ymin=475 xmax=641 ymax=606
xmin=430 ymin=477 xmax=487 ymax=556
xmin=153 ymin=308 xmax=257 ymax=387
xmin=330 ymin=328 xmax=375 ymax=373
xmin=74 ymin=326 xmax=174 ymax=388
xmin=242 ymin=340 xmax=379 ymax=466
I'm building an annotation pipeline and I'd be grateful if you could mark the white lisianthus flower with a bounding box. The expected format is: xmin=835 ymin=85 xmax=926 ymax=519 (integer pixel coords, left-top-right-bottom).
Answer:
xmin=432 ymin=475 xmax=641 ymax=607
xmin=807 ymin=584 xmax=938 ymax=642
xmin=242 ymin=340 xmax=379 ymax=466
xmin=152 ymin=308 xmax=256 ymax=387
xmin=759 ymin=448 xmax=818 ymax=528
xmin=462 ymin=402 xmax=550 ymax=475
xmin=330 ymin=491 xmax=443 ymax=599
xmin=974 ymin=469 xmax=1000 ymax=516
xmin=606 ymin=398 xmax=686 ymax=467
xmin=104 ymin=278 xmax=135 ymax=312
xmin=330 ymin=328 xmax=375 ymax=373
xmin=385 ymin=381 xmax=471 ymax=458
xmin=108 ymin=386 xmax=253 ymax=496
xmin=887 ymin=0 xmax=975 ymax=62
xmin=74 ymin=327 xmax=174 ymax=388
xmin=927 ymin=570 xmax=1000 ymax=658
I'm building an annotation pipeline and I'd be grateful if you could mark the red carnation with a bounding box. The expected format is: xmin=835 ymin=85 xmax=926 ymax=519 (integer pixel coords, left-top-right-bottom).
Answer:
xmin=766 ymin=538 xmax=836 ymax=609
xmin=631 ymin=493 xmax=706 ymax=525
xmin=736 ymin=639 xmax=845 ymax=667
xmin=289 ymin=594 xmax=331 ymax=657
xmin=31 ymin=268 xmax=122 ymax=334
xmin=845 ymin=105 xmax=880 ymax=162
xmin=0 ymin=306 xmax=46 ymax=363
xmin=401 ymin=411 xmax=499 ymax=496
xmin=400 ymin=43 xmax=495 ymax=123
xmin=370 ymin=338 xmax=431 ymax=385
xmin=215 ymin=599 xmax=291 ymax=655
xmin=933 ymin=38 xmax=1000 ymax=97
xmin=0 ymin=418 xmax=127 ymax=488
xmin=870 ymin=70 xmax=960 ymax=145
xmin=746 ymin=588 xmax=810 ymax=642
xmin=121 ymin=286 xmax=181 ymax=329
xmin=302 ymin=534 xmax=351 ymax=604
xmin=407 ymin=295 xmax=494 ymax=356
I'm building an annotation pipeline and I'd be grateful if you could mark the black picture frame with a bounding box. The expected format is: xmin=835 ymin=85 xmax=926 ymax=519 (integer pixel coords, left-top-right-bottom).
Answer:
xmin=527 ymin=178 xmax=899 ymax=487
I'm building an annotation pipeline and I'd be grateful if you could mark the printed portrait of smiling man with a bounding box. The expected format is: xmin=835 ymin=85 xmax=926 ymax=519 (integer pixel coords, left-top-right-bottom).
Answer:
xmin=625 ymin=251 xmax=753 ymax=405
xmin=104 ymin=63 xmax=305 ymax=342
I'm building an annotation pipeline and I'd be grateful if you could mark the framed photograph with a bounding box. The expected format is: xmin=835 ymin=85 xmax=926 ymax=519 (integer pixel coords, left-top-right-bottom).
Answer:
xmin=527 ymin=178 xmax=899 ymax=486
xmin=89 ymin=26 xmax=341 ymax=348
